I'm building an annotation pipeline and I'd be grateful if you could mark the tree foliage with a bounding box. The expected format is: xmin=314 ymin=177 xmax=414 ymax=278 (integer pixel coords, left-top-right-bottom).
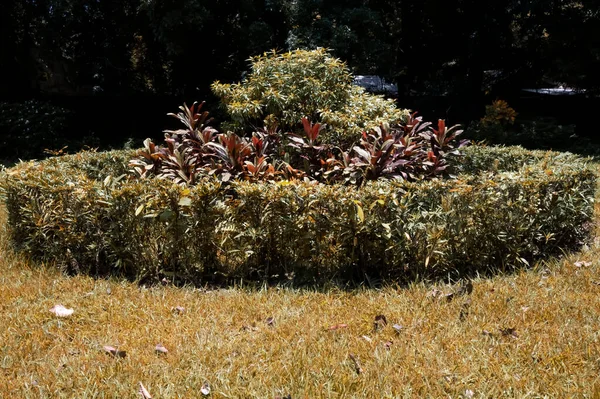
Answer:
xmin=1 ymin=0 xmax=598 ymax=104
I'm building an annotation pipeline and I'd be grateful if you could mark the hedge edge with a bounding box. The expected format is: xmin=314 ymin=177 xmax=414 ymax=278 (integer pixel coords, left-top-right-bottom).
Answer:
xmin=0 ymin=146 xmax=596 ymax=284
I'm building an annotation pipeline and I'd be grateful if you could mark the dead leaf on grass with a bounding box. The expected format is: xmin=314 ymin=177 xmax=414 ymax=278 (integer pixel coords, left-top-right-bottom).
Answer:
xmin=349 ymin=353 xmax=363 ymax=375
xmin=200 ymin=381 xmax=210 ymax=396
xmin=241 ymin=324 xmax=259 ymax=332
xmin=139 ymin=382 xmax=152 ymax=398
xmin=392 ymin=324 xmax=403 ymax=334
xmin=103 ymin=345 xmax=127 ymax=358
xmin=171 ymin=306 xmax=185 ymax=314
xmin=384 ymin=340 xmax=393 ymax=350
xmin=362 ymin=335 xmax=373 ymax=343
xmin=574 ymin=260 xmax=592 ymax=268
xmin=49 ymin=304 xmax=74 ymax=317
xmin=500 ymin=327 xmax=518 ymax=338
xmin=427 ymin=288 xmax=443 ymax=299
xmin=328 ymin=323 xmax=348 ymax=331
xmin=266 ymin=316 xmax=275 ymax=327
xmin=373 ymin=314 xmax=387 ymax=331
xmin=155 ymin=343 xmax=168 ymax=354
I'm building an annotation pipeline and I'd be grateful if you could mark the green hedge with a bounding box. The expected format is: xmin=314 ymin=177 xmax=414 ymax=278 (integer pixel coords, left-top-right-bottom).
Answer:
xmin=0 ymin=146 xmax=596 ymax=283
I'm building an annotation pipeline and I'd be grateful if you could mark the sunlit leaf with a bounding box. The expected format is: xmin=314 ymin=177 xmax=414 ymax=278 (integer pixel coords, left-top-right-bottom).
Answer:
xmin=49 ymin=304 xmax=74 ymax=317
xmin=139 ymin=382 xmax=152 ymax=399
xmin=201 ymin=382 xmax=210 ymax=396
xmin=103 ymin=345 xmax=126 ymax=358
xmin=328 ymin=323 xmax=348 ymax=331
xmin=349 ymin=354 xmax=363 ymax=375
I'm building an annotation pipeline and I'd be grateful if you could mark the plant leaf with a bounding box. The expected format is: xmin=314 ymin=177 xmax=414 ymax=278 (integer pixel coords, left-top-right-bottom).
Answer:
xmin=355 ymin=203 xmax=364 ymax=224
xmin=139 ymin=382 xmax=152 ymax=399
xmin=49 ymin=304 xmax=74 ymax=317
xmin=178 ymin=197 xmax=192 ymax=207
xmin=328 ymin=323 xmax=348 ymax=330
xmin=103 ymin=345 xmax=127 ymax=358
xmin=349 ymin=354 xmax=363 ymax=375
xmin=373 ymin=314 xmax=387 ymax=331
xmin=201 ymin=382 xmax=211 ymax=396
xmin=171 ymin=306 xmax=185 ymax=314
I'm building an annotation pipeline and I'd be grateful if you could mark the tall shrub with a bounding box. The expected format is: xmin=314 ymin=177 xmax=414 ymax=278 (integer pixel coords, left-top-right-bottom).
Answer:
xmin=211 ymin=48 xmax=409 ymax=145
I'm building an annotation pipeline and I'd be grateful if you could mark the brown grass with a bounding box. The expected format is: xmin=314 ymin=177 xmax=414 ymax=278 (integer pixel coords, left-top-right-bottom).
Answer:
xmin=2 ymin=198 xmax=600 ymax=398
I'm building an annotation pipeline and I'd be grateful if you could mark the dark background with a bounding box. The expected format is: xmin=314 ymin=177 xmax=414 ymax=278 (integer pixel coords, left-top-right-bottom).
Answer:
xmin=1 ymin=0 xmax=599 ymax=160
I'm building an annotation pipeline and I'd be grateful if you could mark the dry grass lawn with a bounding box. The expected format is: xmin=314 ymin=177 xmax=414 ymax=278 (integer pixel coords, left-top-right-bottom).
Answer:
xmin=2 ymin=197 xmax=600 ymax=398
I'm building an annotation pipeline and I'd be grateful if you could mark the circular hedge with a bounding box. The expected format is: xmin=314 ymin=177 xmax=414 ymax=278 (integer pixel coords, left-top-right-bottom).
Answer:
xmin=0 ymin=145 xmax=596 ymax=284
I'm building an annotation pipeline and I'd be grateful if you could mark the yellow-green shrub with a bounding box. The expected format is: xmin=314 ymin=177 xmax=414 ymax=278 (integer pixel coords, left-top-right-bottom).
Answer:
xmin=1 ymin=146 xmax=595 ymax=284
xmin=211 ymin=48 xmax=409 ymax=145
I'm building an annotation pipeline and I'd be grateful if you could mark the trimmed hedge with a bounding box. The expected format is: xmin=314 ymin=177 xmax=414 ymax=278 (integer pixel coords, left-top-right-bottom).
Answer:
xmin=0 ymin=146 xmax=596 ymax=283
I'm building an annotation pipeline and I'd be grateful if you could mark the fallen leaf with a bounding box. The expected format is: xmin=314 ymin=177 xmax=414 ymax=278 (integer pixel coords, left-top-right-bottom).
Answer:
xmin=500 ymin=327 xmax=518 ymax=338
xmin=373 ymin=314 xmax=387 ymax=331
xmin=103 ymin=345 xmax=127 ymax=358
xmin=575 ymin=261 xmax=592 ymax=268
xmin=49 ymin=304 xmax=74 ymax=317
xmin=171 ymin=306 xmax=185 ymax=314
xmin=200 ymin=381 xmax=210 ymax=396
xmin=444 ymin=292 xmax=455 ymax=302
xmin=384 ymin=340 xmax=393 ymax=350
xmin=392 ymin=324 xmax=403 ymax=333
xmin=465 ymin=389 xmax=474 ymax=398
xmin=328 ymin=323 xmax=348 ymax=331
xmin=275 ymin=395 xmax=292 ymax=399
xmin=482 ymin=330 xmax=494 ymax=337
xmin=139 ymin=382 xmax=152 ymax=398
xmin=349 ymin=353 xmax=363 ymax=375
xmin=155 ymin=343 xmax=168 ymax=354
xmin=427 ymin=288 xmax=443 ymax=299
xmin=241 ymin=324 xmax=259 ymax=332
xmin=266 ymin=316 xmax=275 ymax=327
xmin=362 ymin=335 xmax=372 ymax=343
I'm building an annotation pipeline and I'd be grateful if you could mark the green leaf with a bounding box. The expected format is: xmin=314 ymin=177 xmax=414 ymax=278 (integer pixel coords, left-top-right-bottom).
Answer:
xmin=159 ymin=210 xmax=176 ymax=221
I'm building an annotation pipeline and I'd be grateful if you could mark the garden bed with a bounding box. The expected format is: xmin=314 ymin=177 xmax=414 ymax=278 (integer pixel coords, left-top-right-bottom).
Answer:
xmin=0 ymin=145 xmax=596 ymax=284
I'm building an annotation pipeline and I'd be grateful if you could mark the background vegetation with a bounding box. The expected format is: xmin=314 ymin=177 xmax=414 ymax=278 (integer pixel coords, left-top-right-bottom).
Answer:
xmin=1 ymin=0 xmax=599 ymax=165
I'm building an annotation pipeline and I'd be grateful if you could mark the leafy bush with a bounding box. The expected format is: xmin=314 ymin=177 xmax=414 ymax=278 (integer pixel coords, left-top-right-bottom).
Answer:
xmin=465 ymin=100 xmax=600 ymax=155
xmin=450 ymin=144 xmax=586 ymax=175
xmin=1 ymin=146 xmax=595 ymax=284
xmin=130 ymin=102 xmax=466 ymax=186
xmin=211 ymin=48 xmax=409 ymax=145
xmin=480 ymin=99 xmax=517 ymax=127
